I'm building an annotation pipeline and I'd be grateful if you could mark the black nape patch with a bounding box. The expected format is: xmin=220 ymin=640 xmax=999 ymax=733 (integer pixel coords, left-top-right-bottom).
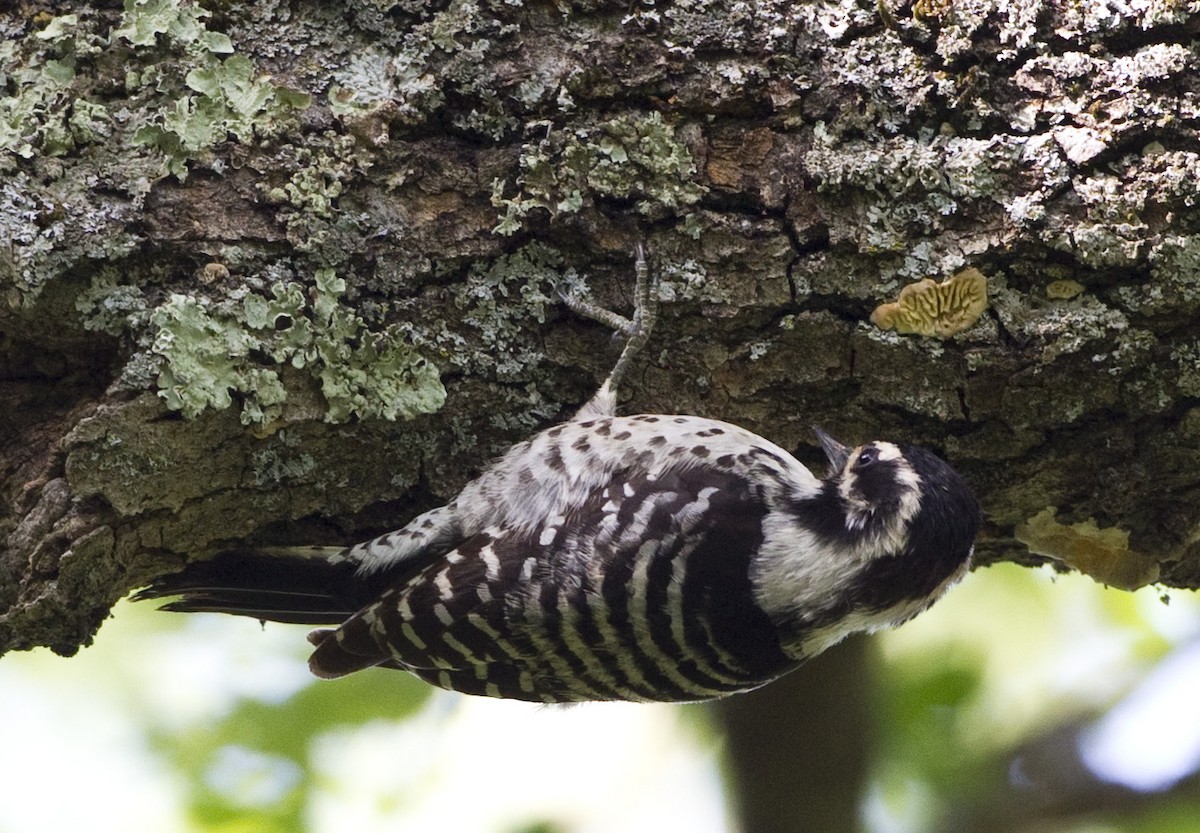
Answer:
xmin=787 ymin=482 xmax=884 ymax=547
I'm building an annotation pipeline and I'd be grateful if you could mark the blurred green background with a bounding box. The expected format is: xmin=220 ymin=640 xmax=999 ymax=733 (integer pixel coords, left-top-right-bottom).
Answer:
xmin=3 ymin=563 xmax=1198 ymax=833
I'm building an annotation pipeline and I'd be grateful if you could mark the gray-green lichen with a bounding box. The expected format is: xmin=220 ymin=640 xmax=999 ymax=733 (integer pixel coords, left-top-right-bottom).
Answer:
xmin=797 ymin=5 xmax=1200 ymax=287
xmin=261 ymin=132 xmax=362 ymax=218
xmin=991 ymin=286 xmax=1145 ymax=367
xmin=492 ymin=112 xmax=706 ymax=235
xmin=327 ymin=45 xmax=442 ymax=125
xmin=397 ymin=243 xmax=564 ymax=383
xmin=317 ymin=0 xmax=526 ymax=141
xmin=115 ymin=0 xmax=310 ymax=180
xmin=74 ymin=268 xmax=150 ymax=336
xmin=1115 ymin=234 xmax=1200 ymax=316
xmin=247 ymin=429 xmax=318 ymax=487
xmin=0 ymin=12 xmax=134 ymax=306
xmin=7 ymin=0 xmax=312 ymax=182
xmin=0 ymin=14 xmax=101 ymax=159
xmin=804 ymin=126 xmax=1020 ymax=258
xmin=0 ymin=0 xmax=311 ymax=310
xmin=81 ymin=268 xmax=445 ymax=425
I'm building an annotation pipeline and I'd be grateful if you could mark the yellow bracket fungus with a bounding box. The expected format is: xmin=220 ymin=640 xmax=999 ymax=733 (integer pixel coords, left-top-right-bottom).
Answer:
xmin=1014 ymin=508 xmax=1160 ymax=591
xmin=1045 ymin=279 xmax=1084 ymax=300
xmin=870 ymin=267 xmax=988 ymax=338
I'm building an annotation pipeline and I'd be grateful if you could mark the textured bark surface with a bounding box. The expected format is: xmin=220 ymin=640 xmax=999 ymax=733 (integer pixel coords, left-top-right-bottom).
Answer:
xmin=4 ymin=0 xmax=1200 ymax=657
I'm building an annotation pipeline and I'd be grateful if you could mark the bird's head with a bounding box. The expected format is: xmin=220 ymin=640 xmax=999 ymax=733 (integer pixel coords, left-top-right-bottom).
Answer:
xmin=758 ymin=429 xmax=984 ymax=657
xmin=814 ymin=427 xmax=922 ymax=535
xmin=765 ymin=428 xmax=981 ymax=657
xmin=808 ymin=427 xmax=980 ymax=568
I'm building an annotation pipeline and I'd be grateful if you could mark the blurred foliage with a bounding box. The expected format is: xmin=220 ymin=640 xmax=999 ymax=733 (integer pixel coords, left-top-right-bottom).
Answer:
xmin=2 ymin=566 xmax=1199 ymax=833
xmin=869 ymin=563 xmax=1200 ymax=833
xmin=150 ymin=664 xmax=429 ymax=832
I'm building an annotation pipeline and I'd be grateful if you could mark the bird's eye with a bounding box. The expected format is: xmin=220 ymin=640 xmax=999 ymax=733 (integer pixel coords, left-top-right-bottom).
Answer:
xmin=856 ymin=449 xmax=876 ymax=468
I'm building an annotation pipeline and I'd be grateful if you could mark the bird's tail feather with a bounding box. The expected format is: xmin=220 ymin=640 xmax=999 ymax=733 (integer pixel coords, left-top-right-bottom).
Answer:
xmin=134 ymin=547 xmax=394 ymax=625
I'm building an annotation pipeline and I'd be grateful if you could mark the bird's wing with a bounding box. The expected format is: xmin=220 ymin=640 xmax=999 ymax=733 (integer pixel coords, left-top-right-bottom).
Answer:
xmin=309 ymin=461 xmax=797 ymax=703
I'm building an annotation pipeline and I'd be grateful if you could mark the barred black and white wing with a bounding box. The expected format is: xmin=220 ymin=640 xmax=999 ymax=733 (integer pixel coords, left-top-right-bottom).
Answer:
xmin=310 ymin=462 xmax=797 ymax=703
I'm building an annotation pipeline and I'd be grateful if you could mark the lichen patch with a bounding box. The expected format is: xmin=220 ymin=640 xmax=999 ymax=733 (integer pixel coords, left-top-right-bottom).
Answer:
xmin=870 ymin=267 xmax=988 ymax=338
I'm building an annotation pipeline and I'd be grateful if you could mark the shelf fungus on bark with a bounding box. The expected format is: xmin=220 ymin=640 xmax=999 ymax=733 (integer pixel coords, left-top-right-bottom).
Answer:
xmin=1014 ymin=508 xmax=1160 ymax=591
xmin=870 ymin=267 xmax=988 ymax=338
xmin=1045 ymin=279 xmax=1085 ymax=300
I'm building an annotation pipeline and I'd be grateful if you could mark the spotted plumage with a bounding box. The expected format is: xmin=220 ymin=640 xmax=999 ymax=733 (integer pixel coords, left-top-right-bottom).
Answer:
xmin=137 ymin=245 xmax=980 ymax=703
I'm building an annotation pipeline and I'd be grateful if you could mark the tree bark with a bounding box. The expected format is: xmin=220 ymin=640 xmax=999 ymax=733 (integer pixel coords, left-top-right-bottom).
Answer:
xmin=4 ymin=0 xmax=1200 ymax=658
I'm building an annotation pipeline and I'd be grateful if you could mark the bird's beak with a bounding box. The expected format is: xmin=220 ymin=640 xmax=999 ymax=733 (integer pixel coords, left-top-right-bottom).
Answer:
xmin=813 ymin=426 xmax=851 ymax=471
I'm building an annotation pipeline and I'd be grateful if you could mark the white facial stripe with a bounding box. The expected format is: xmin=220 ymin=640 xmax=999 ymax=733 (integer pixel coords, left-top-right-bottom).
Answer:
xmin=895 ymin=460 xmax=922 ymax=500
xmin=873 ymin=442 xmax=903 ymax=462
xmin=837 ymin=473 xmax=857 ymax=505
xmin=837 ymin=446 xmax=863 ymax=505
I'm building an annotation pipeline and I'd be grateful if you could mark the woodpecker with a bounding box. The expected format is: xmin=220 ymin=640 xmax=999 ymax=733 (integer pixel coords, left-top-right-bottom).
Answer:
xmin=137 ymin=245 xmax=980 ymax=704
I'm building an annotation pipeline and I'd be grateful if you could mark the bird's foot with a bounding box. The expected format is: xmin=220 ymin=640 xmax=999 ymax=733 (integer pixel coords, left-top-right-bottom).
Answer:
xmin=562 ymin=243 xmax=658 ymax=411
